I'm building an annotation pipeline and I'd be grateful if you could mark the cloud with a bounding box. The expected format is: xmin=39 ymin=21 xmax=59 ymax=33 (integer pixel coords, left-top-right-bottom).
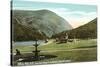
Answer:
xmin=15 ymin=0 xmax=98 ymax=5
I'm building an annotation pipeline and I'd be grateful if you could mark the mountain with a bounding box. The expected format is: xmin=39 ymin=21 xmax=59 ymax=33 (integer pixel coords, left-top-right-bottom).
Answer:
xmin=68 ymin=18 xmax=97 ymax=39
xmin=12 ymin=9 xmax=72 ymax=41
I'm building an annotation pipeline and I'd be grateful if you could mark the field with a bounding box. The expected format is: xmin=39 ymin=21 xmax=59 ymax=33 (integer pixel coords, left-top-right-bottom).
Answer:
xmin=12 ymin=39 xmax=97 ymax=66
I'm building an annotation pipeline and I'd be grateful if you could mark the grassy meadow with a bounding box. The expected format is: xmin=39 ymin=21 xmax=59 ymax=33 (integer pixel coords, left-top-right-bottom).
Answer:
xmin=12 ymin=39 xmax=97 ymax=65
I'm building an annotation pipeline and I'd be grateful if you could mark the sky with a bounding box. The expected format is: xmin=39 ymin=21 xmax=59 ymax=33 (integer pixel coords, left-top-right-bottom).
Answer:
xmin=12 ymin=0 xmax=97 ymax=28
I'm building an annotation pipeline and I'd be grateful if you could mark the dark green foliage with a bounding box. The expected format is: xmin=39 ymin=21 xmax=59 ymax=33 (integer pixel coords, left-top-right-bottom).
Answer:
xmin=68 ymin=18 xmax=97 ymax=39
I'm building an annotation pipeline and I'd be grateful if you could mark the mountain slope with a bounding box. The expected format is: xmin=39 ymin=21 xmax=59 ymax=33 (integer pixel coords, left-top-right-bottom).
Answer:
xmin=68 ymin=18 xmax=97 ymax=39
xmin=12 ymin=9 xmax=72 ymax=41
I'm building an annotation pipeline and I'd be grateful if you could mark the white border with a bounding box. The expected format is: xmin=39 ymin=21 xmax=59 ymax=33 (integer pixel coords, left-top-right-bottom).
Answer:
xmin=0 ymin=0 xmax=100 ymax=67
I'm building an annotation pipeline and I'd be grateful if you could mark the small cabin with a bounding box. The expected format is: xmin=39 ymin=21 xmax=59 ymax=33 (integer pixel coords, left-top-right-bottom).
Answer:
xmin=56 ymin=33 xmax=68 ymax=43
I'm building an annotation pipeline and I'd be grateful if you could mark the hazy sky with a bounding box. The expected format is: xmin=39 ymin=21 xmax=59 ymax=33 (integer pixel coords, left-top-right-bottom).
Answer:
xmin=12 ymin=0 xmax=97 ymax=28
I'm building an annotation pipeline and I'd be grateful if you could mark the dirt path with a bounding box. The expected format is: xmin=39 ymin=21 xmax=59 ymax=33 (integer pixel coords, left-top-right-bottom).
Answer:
xmin=40 ymin=48 xmax=96 ymax=53
xmin=16 ymin=47 xmax=96 ymax=54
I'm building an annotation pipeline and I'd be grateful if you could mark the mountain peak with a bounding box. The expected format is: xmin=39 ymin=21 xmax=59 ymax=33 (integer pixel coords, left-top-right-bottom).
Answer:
xmin=13 ymin=9 xmax=72 ymax=41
